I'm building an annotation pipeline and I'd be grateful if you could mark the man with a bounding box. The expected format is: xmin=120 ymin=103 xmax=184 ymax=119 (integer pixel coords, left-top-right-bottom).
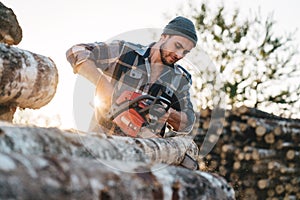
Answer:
xmin=66 ymin=16 xmax=197 ymax=138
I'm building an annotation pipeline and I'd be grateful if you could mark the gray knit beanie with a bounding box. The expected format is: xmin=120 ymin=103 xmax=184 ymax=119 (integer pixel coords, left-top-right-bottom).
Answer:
xmin=163 ymin=16 xmax=198 ymax=46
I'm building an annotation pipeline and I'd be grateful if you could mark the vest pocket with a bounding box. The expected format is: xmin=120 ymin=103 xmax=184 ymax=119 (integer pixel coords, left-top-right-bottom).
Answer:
xmin=122 ymin=68 xmax=144 ymax=88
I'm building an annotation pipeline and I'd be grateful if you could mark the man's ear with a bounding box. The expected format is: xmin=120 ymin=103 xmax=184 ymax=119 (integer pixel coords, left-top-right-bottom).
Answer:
xmin=160 ymin=34 xmax=170 ymax=42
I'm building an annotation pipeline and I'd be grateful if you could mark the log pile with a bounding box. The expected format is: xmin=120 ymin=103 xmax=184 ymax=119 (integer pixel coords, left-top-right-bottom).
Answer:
xmin=194 ymin=106 xmax=300 ymax=200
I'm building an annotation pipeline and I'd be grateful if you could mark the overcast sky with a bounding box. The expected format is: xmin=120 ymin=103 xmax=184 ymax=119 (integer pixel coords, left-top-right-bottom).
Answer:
xmin=2 ymin=0 xmax=300 ymax=129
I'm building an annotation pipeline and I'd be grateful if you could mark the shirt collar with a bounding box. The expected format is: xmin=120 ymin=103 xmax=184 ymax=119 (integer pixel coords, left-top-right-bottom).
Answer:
xmin=134 ymin=42 xmax=155 ymax=58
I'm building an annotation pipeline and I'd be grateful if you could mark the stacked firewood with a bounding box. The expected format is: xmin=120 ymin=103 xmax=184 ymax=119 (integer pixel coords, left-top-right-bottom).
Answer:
xmin=194 ymin=106 xmax=300 ymax=200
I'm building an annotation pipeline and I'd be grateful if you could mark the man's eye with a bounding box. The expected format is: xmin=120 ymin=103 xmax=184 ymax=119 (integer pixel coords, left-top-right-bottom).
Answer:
xmin=183 ymin=51 xmax=189 ymax=55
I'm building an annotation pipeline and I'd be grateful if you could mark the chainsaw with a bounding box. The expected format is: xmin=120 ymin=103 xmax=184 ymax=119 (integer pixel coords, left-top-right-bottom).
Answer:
xmin=107 ymin=90 xmax=171 ymax=137
xmin=106 ymin=91 xmax=199 ymax=170
xmin=94 ymin=90 xmax=198 ymax=170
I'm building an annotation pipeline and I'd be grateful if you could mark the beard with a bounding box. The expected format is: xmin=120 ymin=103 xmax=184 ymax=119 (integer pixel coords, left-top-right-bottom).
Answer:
xmin=159 ymin=42 xmax=177 ymax=66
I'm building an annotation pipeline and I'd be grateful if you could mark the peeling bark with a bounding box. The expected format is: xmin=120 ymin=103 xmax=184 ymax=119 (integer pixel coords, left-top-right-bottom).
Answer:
xmin=0 ymin=152 xmax=235 ymax=200
xmin=0 ymin=2 xmax=22 ymax=45
xmin=0 ymin=44 xmax=58 ymax=109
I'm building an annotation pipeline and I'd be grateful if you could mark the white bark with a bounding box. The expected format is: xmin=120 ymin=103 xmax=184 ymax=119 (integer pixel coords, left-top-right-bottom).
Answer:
xmin=0 ymin=44 xmax=58 ymax=109
xmin=0 ymin=122 xmax=198 ymax=167
xmin=0 ymin=151 xmax=235 ymax=200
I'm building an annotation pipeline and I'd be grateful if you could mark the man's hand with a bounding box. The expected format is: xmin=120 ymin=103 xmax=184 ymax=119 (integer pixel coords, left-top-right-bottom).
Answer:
xmin=156 ymin=107 xmax=188 ymax=131
xmin=166 ymin=108 xmax=189 ymax=131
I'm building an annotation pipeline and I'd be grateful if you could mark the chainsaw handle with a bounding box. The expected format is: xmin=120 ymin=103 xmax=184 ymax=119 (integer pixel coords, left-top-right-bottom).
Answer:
xmin=108 ymin=94 xmax=157 ymax=119
xmin=138 ymin=95 xmax=171 ymax=115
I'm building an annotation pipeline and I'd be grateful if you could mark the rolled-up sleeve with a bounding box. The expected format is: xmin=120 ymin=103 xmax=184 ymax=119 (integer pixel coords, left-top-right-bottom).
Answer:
xmin=66 ymin=43 xmax=96 ymax=73
xmin=66 ymin=40 xmax=124 ymax=73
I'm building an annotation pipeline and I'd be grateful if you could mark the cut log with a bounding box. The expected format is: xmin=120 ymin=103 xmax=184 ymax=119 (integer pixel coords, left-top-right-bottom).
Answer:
xmin=255 ymin=126 xmax=267 ymax=137
xmin=0 ymin=44 xmax=58 ymax=109
xmin=0 ymin=152 xmax=236 ymax=200
xmin=0 ymin=2 xmax=22 ymax=45
xmin=0 ymin=122 xmax=198 ymax=167
xmin=286 ymin=149 xmax=299 ymax=160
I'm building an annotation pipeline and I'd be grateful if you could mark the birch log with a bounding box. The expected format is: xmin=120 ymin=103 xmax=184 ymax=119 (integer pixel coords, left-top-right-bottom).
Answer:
xmin=0 ymin=152 xmax=235 ymax=200
xmin=0 ymin=2 xmax=22 ymax=45
xmin=0 ymin=44 xmax=58 ymax=109
xmin=0 ymin=122 xmax=198 ymax=167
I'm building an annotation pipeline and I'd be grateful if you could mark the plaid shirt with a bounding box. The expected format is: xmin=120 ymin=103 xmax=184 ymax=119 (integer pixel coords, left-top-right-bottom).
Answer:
xmin=66 ymin=40 xmax=195 ymax=134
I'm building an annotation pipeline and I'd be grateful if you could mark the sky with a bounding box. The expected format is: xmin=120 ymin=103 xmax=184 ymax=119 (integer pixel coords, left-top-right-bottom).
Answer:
xmin=2 ymin=0 xmax=300 ymax=129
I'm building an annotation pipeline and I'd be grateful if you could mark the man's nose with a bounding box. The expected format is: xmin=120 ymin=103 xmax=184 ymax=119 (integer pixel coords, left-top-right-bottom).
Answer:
xmin=175 ymin=50 xmax=184 ymax=59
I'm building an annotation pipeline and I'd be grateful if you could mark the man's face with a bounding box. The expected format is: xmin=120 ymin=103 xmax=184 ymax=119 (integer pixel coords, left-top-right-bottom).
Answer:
xmin=159 ymin=35 xmax=194 ymax=66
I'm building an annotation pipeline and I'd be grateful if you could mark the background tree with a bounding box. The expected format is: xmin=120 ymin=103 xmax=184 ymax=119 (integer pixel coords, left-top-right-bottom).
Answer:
xmin=173 ymin=0 xmax=300 ymax=118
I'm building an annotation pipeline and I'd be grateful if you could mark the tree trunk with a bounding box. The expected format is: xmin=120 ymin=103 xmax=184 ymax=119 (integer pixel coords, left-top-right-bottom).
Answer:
xmin=0 ymin=151 xmax=235 ymax=200
xmin=0 ymin=44 xmax=58 ymax=109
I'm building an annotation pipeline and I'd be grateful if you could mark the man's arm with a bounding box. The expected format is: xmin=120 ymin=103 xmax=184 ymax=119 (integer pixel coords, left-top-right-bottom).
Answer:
xmin=164 ymin=69 xmax=196 ymax=134
xmin=66 ymin=42 xmax=120 ymax=112
xmin=158 ymin=108 xmax=192 ymax=132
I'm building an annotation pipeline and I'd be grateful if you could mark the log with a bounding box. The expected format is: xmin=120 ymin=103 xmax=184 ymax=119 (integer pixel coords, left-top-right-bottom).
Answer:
xmin=0 ymin=44 xmax=58 ymax=109
xmin=286 ymin=149 xmax=300 ymax=160
xmin=0 ymin=122 xmax=198 ymax=167
xmin=257 ymin=178 xmax=276 ymax=190
xmin=0 ymin=152 xmax=236 ymax=200
xmin=0 ymin=2 xmax=22 ymax=45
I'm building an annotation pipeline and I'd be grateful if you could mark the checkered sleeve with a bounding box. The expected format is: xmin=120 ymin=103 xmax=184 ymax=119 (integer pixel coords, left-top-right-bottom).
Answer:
xmin=174 ymin=76 xmax=196 ymax=134
xmin=66 ymin=40 xmax=124 ymax=73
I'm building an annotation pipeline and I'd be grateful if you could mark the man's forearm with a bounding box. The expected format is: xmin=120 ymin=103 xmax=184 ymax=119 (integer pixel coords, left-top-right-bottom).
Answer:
xmin=77 ymin=60 xmax=102 ymax=85
xmin=77 ymin=60 xmax=114 ymax=113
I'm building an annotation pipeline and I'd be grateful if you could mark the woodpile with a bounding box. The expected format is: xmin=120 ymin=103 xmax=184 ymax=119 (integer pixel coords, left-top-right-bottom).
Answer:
xmin=194 ymin=106 xmax=300 ymax=200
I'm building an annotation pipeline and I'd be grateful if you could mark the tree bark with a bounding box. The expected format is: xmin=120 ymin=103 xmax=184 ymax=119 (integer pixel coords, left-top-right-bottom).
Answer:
xmin=0 ymin=122 xmax=236 ymax=199
xmin=0 ymin=151 xmax=235 ymax=200
xmin=0 ymin=44 xmax=58 ymax=109
xmin=0 ymin=122 xmax=198 ymax=167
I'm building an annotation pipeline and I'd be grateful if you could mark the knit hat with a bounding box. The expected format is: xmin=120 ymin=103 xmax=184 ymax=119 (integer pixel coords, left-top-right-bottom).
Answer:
xmin=163 ymin=16 xmax=198 ymax=46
